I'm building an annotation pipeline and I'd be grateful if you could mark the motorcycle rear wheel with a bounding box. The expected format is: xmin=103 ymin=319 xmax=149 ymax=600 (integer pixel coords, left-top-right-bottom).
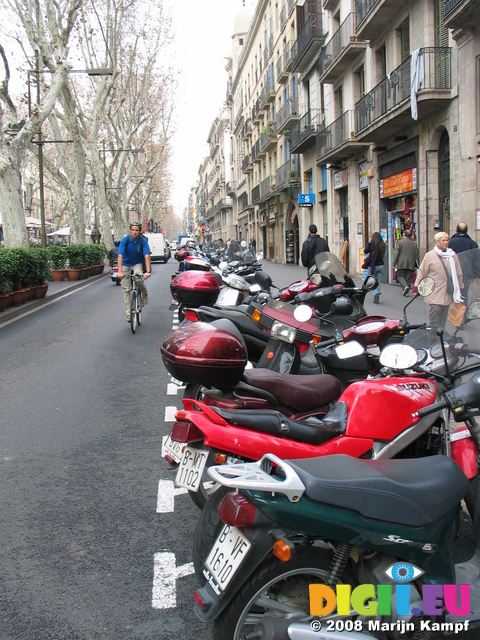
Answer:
xmin=212 ymin=547 xmax=336 ymax=640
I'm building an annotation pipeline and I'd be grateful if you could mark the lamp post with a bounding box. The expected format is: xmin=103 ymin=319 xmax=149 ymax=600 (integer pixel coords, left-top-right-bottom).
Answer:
xmin=27 ymin=64 xmax=113 ymax=247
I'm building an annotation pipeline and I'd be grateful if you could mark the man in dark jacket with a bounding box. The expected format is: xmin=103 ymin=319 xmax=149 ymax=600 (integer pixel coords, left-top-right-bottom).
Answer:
xmin=393 ymin=229 xmax=418 ymax=296
xmin=449 ymin=222 xmax=479 ymax=304
xmin=301 ymin=224 xmax=329 ymax=275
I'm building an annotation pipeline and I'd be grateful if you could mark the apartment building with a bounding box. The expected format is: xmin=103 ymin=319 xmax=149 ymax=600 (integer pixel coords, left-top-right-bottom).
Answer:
xmin=193 ymin=0 xmax=480 ymax=277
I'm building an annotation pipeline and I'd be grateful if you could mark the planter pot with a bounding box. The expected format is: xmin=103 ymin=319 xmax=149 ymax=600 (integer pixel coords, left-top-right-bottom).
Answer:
xmin=51 ymin=269 xmax=65 ymax=282
xmin=34 ymin=283 xmax=49 ymax=299
xmin=66 ymin=269 xmax=81 ymax=281
xmin=78 ymin=268 xmax=88 ymax=280
xmin=98 ymin=264 xmax=105 ymax=274
xmin=12 ymin=289 xmax=27 ymax=306
xmin=24 ymin=286 xmax=35 ymax=301
xmin=0 ymin=294 xmax=9 ymax=312
xmin=3 ymin=291 xmax=13 ymax=308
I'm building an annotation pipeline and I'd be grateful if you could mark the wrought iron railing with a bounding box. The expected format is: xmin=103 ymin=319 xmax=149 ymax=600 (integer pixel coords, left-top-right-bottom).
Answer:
xmin=290 ymin=108 xmax=325 ymax=149
xmin=318 ymin=13 xmax=355 ymax=77
xmin=291 ymin=14 xmax=324 ymax=67
xmin=260 ymin=175 xmax=274 ymax=199
xmin=443 ymin=0 xmax=463 ymax=15
xmin=355 ymin=47 xmax=451 ymax=133
xmin=252 ymin=184 xmax=260 ymax=204
xmin=316 ymin=111 xmax=355 ymax=159
xmin=260 ymin=125 xmax=277 ymax=151
xmin=355 ymin=0 xmax=379 ymax=28
xmin=276 ymin=156 xmax=300 ymax=187
xmin=277 ymin=95 xmax=299 ymax=130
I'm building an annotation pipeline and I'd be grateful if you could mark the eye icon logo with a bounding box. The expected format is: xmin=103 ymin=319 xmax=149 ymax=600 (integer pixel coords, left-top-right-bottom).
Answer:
xmin=385 ymin=562 xmax=424 ymax=582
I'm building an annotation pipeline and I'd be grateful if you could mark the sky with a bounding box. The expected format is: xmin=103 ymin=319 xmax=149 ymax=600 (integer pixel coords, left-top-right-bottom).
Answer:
xmin=165 ymin=0 xmax=258 ymax=219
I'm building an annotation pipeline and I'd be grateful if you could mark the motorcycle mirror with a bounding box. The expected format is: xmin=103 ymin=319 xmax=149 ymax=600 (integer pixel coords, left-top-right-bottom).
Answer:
xmin=249 ymin=283 xmax=261 ymax=293
xmin=363 ymin=275 xmax=377 ymax=291
xmin=309 ymin=273 xmax=322 ymax=285
xmin=335 ymin=340 xmax=365 ymax=360
xmin=466 ymin=300 xmax=480 ymax=320
xmin=219 ymin=261 xmax=228 ymax=270
xmin=241 ymin=240 xmax=247 ymax=248
xmin=379 ymin=343 xmax=418 ymax=370
xmin=293 ymin=305 xmax=313 ymax=322
xmin=255 ymin=270 xmax=272 ymax=289
xmin=417 ymin=276 xmax=435 ymax=297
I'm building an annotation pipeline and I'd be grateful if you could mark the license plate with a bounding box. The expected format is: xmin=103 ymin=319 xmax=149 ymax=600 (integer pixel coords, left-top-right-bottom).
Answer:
xmin=217 ymin=287 xmax=241 ymax=306
xmin=205 ymin=524 xmax=251 ymax=591
xmin=163 ymin=433 xmax=185 ymax=463
xmin=175 ymin=446 xmax=208 ymax=491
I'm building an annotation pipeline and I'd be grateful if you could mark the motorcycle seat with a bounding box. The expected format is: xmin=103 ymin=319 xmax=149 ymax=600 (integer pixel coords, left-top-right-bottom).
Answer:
xmin=241 ymin=369 xmax=341 ymax=412
xmin=213 ymin=402 xmax=348 ymax=445
xmin=286 ymin=454 xmax=469 ymax=527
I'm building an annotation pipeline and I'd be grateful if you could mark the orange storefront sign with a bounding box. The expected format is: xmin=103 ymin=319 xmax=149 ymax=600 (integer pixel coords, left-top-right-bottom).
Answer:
xmin=380 ymin=168 xmax=417 ymax=198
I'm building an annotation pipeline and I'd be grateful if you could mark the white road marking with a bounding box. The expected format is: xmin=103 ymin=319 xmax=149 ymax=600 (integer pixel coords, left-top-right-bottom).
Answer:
xmin=156 ymin=479 xmax=188 ymax=513
xmin=164 ymin=406 xmax=177 ymax=422
xmin=151 ymin=552 xmax=195 ymax=609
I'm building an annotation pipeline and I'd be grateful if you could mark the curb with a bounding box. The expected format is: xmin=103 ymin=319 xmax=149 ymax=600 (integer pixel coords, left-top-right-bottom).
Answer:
xmin=0 ymin=272 xmax=110 ymax=327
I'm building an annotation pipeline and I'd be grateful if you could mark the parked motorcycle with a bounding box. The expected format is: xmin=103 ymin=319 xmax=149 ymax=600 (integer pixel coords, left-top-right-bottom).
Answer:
xmin=195 ymin=354 xmax=480 ymax=639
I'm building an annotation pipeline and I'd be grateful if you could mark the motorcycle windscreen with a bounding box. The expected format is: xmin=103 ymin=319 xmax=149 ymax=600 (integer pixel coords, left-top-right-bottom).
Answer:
xmin=256 ymin=337 xmax=300 ymax=374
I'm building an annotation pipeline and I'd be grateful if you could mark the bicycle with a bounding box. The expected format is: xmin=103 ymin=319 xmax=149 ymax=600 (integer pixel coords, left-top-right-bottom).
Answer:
xmin=128 ymin=271 xmax=145 ymax=333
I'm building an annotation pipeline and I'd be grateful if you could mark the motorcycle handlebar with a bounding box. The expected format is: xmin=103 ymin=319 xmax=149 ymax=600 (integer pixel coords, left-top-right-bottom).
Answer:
xmin=414 ymin=399 xmax=449 ymax=418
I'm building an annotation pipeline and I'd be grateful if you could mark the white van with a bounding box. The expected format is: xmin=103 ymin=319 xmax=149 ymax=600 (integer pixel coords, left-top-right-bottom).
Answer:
xmin=144 ymin=232 xmax=169 ymax=263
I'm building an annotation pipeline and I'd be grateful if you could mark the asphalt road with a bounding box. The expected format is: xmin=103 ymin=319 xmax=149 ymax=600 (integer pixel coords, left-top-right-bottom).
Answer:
xmin=1 ymin=258 xmax=479 ymax=640
xmin=0 ymin=262 xmax=213 ymax=640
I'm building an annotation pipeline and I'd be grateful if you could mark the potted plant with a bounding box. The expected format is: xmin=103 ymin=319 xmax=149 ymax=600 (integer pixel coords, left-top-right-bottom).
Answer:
xmin=65 ymin=243 xmax=87 ymax=280
xmin=0 ymin=249 xmax=13 ymax=311
xmin=47 ymin=245 xmax=67 ymax=281
xmin=7 ymin=247 xmax=29 ymax=305
xmin=28 ymin=247 xmax=50 ymax=298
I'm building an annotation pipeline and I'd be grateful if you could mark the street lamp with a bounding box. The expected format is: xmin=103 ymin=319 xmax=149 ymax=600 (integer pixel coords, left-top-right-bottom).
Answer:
xmin=27 ymin=64 xmax=113 ymax=247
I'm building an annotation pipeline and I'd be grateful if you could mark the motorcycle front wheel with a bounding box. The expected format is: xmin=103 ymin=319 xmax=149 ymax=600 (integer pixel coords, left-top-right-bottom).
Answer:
xmin=213 ymin=547 xmax=335 ymax=640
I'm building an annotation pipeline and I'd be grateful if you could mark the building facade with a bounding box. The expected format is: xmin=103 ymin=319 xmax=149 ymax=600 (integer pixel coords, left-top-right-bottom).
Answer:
xmin=192 ymin=0 xmax=480 ymax=277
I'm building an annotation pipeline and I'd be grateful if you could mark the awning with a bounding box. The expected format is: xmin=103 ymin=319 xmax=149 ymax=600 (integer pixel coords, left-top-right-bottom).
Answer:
xmin=259 ymin=221 xmax=267 ymax=228
xmin=47 ymin=226 xmax=70 ymax=236
xmin=25 ymin=216 xmax=42 ymax=227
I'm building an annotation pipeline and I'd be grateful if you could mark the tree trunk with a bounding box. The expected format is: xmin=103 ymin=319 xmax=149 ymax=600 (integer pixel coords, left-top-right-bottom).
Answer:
xmin=0 ymin=149 xmax=28 ymax=248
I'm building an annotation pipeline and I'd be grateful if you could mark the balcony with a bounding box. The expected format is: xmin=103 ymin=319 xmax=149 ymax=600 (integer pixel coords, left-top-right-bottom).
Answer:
xmin=291 ymin=14 xmax=326 ymax=73
xmin=275 ymin=156 xmax=300 ymax=191
xmin=259 ymin=175 xmax=275 ymax=201
xmin=316 ymin=111 xmax=370 ymax=165
xmin=443 ymin=0 xmax=480 ymax=30
xmin=355 ymin=0 xmax=400 ymax=41
xmin=242 ymin=120 xmax=253 ymax=139
xmin=252 ymin=139 xmax=260 ymax=163
xmin=259 ymin=124 xmax=277 ymax=155
xmin=261 ymin=77 xmax=276 ymax=109
xmin=280 ymin=4 xmax=287 ymax=30
xmin=277 ymin=41 xmax=293 ymax=83
xmin=226 ymin=182 xmax=236 ymax=196
xmin=276 ymin=95 xmax=300 ymax=133
xmin=318 ymin=14 xmax=368 ymax=84
xmin=290 ymin=109 xmax=325 ymax=154
xmin=323 ymin=0 xmax=338 ymax=9
xmin=252 ymin=184 xmax=261 ymax=205
xmin=241 ymin=154 xmax=253 ymax=174
xmin=253 ymin=99 xmax=264 ymax=124
xmin=354 ymin=47 xmax=452 ymax=144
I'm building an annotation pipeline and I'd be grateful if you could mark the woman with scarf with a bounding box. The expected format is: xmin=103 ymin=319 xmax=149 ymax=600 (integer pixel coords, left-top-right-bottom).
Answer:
xmin=413 ymin=231 xmax=464 ymax=328
xmin=364 ymin=231 xmax=385 ymax=304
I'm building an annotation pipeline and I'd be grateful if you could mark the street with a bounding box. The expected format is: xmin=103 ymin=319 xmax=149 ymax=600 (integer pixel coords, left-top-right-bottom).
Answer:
xmin=1 ymin=260 xmax=480 ymax=640
xmin=0 ymin=263 xmax=212 ymax=640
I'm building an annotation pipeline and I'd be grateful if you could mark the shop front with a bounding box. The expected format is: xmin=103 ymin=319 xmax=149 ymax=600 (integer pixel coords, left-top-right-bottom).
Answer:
xmin=378 ymin=138 xmax=419 ymax=284
xmin=380 ymin=168 xmax=418 ymax=283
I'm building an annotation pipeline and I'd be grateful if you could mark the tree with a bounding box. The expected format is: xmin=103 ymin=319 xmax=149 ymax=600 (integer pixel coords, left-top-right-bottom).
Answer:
xmin=0 ymin=0 xmax=82 ymax=247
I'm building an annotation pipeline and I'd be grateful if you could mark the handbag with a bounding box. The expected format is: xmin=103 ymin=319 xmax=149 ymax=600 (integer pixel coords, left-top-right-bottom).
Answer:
xmin=361 ymin=255 xmax=371 ymax=270
xmin=447 ymin=301 xmax=466 ymax=327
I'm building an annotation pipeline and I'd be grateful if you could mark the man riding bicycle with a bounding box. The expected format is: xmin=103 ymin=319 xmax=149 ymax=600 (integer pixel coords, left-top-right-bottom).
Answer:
xmin=117 ymin=221 xmax=152 ymax=322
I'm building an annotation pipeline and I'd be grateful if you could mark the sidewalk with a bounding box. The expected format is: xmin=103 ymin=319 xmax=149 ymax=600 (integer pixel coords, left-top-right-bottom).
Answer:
xmin=0 ymin=271 xmax=110 ymax=327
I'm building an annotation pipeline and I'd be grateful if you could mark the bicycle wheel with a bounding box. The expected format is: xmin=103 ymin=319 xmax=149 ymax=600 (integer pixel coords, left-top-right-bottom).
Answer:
xmin=137 ymin=294 xmax=143 ymax=326
xmin=130 ymin=290 xmax=138 ymax=333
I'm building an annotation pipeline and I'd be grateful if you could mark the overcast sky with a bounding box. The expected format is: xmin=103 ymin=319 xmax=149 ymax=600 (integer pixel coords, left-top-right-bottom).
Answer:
xmin=165 ymin=0 xmax=257 ymax=219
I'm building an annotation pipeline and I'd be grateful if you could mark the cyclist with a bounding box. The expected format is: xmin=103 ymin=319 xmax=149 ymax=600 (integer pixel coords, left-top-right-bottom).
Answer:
xmin=117 ymin=221 xmax=152 ymax=322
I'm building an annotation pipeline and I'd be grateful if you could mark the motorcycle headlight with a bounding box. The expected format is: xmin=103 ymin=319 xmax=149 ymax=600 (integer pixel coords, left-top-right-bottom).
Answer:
xmin=226 ymin=276 xmax=246 ymax=290
xmin=270 ymin=321 xmax=297 ymax=343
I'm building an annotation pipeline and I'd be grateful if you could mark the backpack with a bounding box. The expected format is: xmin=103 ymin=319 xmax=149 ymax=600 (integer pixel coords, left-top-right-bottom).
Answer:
xmin=125 ymin=233 xmax=146 ymax=271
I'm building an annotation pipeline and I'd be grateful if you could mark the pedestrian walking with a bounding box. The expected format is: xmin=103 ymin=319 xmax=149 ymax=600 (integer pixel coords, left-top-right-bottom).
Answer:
xmin=301 ymin=224 xmax=329 ymax=275
xmin=449 ymin=222 xmax=480 ymax=305
xmin=392 ymin=229 xmax=419 ymax=296
xmin=413 ymin=231 xmax=463 ymax=329
xmin=250 ymin=237 xmax=256 ymax=255
xmin=364 ymin=231 xmax=385 ymax=304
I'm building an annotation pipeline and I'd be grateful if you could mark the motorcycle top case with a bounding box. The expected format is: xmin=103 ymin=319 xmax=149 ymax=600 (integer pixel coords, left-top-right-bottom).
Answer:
xmin=161 ymin=322 xmax=247 ymax=388
xmin=170 ymin=271 xmax=220 ymax=307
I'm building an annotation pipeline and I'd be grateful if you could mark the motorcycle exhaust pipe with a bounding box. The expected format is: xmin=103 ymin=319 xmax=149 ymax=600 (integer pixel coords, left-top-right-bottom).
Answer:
xmin=248 ymin=619 xmax=373 ymax=640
